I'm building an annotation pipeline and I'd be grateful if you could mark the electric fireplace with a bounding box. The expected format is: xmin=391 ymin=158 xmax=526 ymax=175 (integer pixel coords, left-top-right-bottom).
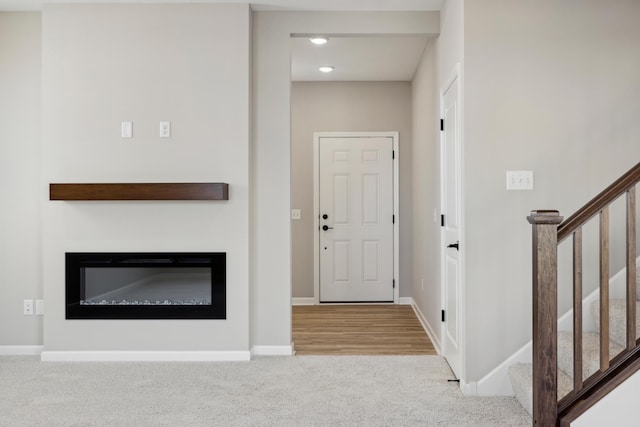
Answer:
xmin=65 ymin=252 xmax=225 ymax=319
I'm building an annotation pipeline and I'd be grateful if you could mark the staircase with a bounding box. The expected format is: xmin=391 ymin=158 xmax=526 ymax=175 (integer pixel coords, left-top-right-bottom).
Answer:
xmin=508 ymin=258 xmax=640 ymax=417
xmin=512 ymin=162 xmax=640 ymax=426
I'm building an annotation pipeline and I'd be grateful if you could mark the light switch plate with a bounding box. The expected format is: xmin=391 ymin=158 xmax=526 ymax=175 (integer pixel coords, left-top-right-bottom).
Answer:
xmin=291 ymin=209 xmax=301 ymax=220
xmin=36 ymin=299 xmax=44 ymax=316
xmin=506 ymin=171 xmax=534 ymax=190
xmin=121 ymin=121 xmax=133 ymax=138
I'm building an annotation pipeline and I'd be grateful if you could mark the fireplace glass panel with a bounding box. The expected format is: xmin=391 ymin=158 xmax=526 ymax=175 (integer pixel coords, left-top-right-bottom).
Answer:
xmin=66 ymin=252 xmax=225 ymax=319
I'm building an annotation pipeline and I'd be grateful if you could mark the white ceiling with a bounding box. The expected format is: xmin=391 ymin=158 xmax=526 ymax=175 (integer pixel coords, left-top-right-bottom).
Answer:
xmin=0 ymin=0 xmax=441 ymax=82
xmin=291 ymin=36 xmax=430 ymax=82
xmin=0 ymin=0 xmax=443 ymax=12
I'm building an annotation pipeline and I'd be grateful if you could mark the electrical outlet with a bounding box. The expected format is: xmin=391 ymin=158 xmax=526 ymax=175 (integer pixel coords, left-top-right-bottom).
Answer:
xmin=160 ymin=121 xmax=171 ymax=138
xmin=23 ymin=299 xmax=34 ymax=316
xmin=291 ymin=209 xmax=301 ymax=220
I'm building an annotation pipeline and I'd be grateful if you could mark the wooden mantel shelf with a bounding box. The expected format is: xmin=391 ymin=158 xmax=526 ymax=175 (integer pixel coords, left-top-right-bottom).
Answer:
xmin=49 ymin=183 xmax=229 ymax=201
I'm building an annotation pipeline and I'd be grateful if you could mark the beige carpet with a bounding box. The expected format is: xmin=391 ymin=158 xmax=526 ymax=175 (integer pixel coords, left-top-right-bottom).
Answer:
xmin=0 ymin=355 xmax=530 ymax=426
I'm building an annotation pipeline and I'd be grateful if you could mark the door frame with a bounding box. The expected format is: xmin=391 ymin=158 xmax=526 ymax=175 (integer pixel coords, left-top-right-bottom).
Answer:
xmin=313 ymin=131 xmax=399 ymax=304
xmin=439 ymin=63 xmax=467 ymax=386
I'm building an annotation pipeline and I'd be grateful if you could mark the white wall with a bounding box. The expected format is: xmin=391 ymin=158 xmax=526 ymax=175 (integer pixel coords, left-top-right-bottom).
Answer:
xmin=291 ymin=81 xmax=413 ymax=299
xmin=41 ymin=4 xmax=251 ymax=352
xmin=0 ymin=12 xmax=42 ymax=346
xmin=463 ymin=0 xmax=640 ymax=381
xmin=252 ymin=11 xmax=439 ymax=346
xmin=411 ymin=40 xmax=440 ymax=346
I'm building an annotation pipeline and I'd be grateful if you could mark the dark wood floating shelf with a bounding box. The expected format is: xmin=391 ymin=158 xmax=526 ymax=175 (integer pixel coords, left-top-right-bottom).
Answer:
xmin=49 ymin=183 xmax=229 ymax=201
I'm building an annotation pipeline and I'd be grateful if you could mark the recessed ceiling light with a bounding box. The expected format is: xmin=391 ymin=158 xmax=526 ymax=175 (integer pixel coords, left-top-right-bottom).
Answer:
xmin=318 ymin=66 xmax=335 ymax=73
xmin=309 ymin=37 xmax=329 ymax=45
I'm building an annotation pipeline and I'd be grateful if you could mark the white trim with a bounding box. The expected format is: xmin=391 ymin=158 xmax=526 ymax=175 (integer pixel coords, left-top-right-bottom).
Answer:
xmin=392 ymin=133 xmax=400 ymax=304
xmin=410 ymin=298 xmax=441 ymax=355
xmin=40 ymin=351 xmax=251 ymax=362
xmin=461 ymin=381 xmax=477 ymax=395
xmin=439 ymin=62 xmax=466 ymax=385
xmin=291 ymin=297 xmax=316 ymax=306
xmin=250 ymin=345 xmax=293 ymax=356
xmin=398 ymin=297 xmax=413 ymax=305
xmin=475 ymin=341 xmax=531 ymax=396
xmin=313 ymin=131 xmax=399 ymax=304
xmin=0 ymin=345 xmax=43 ymax=356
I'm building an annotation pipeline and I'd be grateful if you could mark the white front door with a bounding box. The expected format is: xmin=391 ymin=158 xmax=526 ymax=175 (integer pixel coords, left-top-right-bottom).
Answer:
xmin=441 ymin=72 xmax=463 ymax=379
xmin=318 ymin=135 xmax=394 ymax=302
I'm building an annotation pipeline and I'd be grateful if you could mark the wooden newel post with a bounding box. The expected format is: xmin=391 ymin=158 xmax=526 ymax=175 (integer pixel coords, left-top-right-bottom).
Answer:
xmin=527 ymin=210 xmax=563 ymax=426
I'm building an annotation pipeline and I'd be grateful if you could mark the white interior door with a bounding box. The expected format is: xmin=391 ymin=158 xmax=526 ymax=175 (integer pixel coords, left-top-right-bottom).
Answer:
xmin=318 ymin=135 xmax=394 ymax=302
xmin=441 ymin=73 xmax=463 ymax=379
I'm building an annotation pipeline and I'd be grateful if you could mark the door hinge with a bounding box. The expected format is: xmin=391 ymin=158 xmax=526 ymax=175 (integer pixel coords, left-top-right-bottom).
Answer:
xmin=441 ymin=214 xmax=445 ymax=227
xmin=392 ymin=214 xmax=395 ymax=224
xmin=392 ymin=150 xmax=395 ymax=159
xmin=441 ymin=310 xmax=446 ymax=322
xmin=393 ymin=279 xmax=396 ymax=289
xmin=440 ymin=119 xmax=444 ymax=131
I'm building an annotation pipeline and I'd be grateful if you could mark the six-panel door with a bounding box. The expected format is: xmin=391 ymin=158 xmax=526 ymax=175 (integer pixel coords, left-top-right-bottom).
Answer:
xmin=319 ymin=136 xmax=394 ymax=302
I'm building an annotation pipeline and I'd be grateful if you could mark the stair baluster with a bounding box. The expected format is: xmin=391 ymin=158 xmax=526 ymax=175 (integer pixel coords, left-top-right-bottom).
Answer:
xmin=599 ymin=208 xmax=610 ymax=372
xmin=572 ymin=229 xmax=583 ymax=393
xmin=626 ymin=187 xmax=636 ymax=351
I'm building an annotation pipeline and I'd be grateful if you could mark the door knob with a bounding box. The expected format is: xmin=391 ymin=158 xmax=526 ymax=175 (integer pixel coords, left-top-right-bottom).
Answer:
xmin=447 ymin=242 xmax=459 ymax=250
xmin=322 ymin=225 xmax=334 ymax=231
xmin=322 ymin=214 xmax=329 ymax=220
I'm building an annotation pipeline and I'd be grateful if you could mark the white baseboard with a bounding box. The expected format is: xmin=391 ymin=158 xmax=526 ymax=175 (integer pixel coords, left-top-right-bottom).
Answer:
xmin=40 ymin=351 xmax=251 ymax=362
xmin=398 ymin=297 xmax=413 ymax=305
xmin=409 ymin=298 xmax=441 ymax=355
xmin=476 ymin=341 xmax=531 ymax=396
xmin=0 ymin=345 xmax=43 ymax=356
xmin=461 ymin=381 xmax=477 ymax=395
xmin=292 ymin=297 xmax=315 ymax=306
xmin=250 ymin=345 xmax=293 ymax=356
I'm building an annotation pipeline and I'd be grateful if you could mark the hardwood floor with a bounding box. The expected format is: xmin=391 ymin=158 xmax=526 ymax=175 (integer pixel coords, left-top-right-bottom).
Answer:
xmin=292 ymin=305 xmax=437 ymax=355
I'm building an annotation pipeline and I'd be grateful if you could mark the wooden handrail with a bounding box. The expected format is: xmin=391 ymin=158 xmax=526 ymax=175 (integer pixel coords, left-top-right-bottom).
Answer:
xmin=558 ymin=162 xmax=640 ymax=242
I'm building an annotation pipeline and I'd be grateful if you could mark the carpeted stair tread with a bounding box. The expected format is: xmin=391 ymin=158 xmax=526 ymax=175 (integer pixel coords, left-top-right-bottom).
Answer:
xmin=591 ymin=299 xmax=640 ymax=348
xmin=557 ymin=331 xmax=624 ymax=379
xmin=508 ymin=362 xmax=573 ymax=417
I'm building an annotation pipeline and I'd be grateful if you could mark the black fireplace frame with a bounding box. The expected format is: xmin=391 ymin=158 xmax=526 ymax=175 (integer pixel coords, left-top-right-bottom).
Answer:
xmin=65 ymin=252 xmax=226 ymax=320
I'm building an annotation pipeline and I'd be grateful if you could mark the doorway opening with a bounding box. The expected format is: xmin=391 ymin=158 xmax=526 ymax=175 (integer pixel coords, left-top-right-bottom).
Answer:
xmin=288 ymin=33 xmax=439 ymax=356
